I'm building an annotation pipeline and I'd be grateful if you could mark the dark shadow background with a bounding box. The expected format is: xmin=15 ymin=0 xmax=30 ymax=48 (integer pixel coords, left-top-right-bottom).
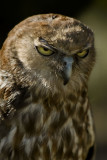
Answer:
xmin=0 ymin=0 xmax=107 ymax=160
xmin=0 ymin=0 xmax=92 ymax=48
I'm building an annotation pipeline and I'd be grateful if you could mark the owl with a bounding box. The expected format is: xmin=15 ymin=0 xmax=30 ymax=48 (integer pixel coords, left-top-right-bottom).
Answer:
xmin=0 ymin=14 xmax=96 ymax=160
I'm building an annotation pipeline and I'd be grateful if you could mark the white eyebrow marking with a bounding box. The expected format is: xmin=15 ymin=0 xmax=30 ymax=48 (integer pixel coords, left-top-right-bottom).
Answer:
xmin=34 ymin=37 xmax=57 ymax=52
xmin=69 ymin=43 xmax=92 ymax=55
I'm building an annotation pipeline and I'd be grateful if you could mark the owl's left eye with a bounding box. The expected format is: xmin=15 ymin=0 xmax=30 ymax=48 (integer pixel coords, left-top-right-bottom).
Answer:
xmin=36 ymin=46 xmax=54 ymax=56
xmin=77 ymin=49 xmax=89 ymax=58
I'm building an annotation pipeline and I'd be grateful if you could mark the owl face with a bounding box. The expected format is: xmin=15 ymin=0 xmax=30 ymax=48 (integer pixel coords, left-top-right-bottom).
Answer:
xmin=1 ymin=14 xmax=95 ymax=93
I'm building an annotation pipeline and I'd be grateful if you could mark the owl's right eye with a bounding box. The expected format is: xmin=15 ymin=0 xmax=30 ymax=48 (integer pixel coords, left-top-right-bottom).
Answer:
xmin=36 ymin=46 xmax=54 ymax=56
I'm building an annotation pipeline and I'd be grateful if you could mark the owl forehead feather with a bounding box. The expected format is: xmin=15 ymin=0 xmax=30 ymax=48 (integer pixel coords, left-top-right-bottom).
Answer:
xmin=5 ymin=14 xmax=94 ymax=54
xmin=22 ymin=14 xmax=92 ymax=52
xmin=9 ymin=13 xmax=93 ymax=38
xmin=35 ymin=14 xmax=92 ymax=42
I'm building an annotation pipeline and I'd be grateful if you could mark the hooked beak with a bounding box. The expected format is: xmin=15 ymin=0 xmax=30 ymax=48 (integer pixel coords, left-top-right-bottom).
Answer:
xmin=62 ymin=56 xmax=73 ymax=85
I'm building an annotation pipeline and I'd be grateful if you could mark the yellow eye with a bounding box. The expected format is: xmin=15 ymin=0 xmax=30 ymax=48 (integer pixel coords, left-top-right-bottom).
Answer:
xmin=77 ymin=50 xmax=89 ymax=58
xmin=36 ymin=46 xmax=54 ymax=56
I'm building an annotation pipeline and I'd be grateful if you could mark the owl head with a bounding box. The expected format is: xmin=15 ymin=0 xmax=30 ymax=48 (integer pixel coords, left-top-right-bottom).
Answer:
xmin=0 ymin=14 xmax=95 ymax=96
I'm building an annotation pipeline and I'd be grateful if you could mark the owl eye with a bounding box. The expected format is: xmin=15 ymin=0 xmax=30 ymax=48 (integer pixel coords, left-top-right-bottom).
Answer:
xmin=77 ymin=49 xmax=89 ymax=58
xmin=36 ymin=46 xmax=54 ymax=56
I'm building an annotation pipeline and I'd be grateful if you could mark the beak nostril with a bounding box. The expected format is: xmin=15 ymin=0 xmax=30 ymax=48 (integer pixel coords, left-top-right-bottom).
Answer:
xmin=63 ymin=57 xmax=73 ymax=67
xmin=64 ymin=62 xmax=67 ymax=66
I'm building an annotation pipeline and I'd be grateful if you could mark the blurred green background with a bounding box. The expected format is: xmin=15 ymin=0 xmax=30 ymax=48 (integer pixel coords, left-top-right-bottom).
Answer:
xmin=0 ymin=0 xmax=107 ymax=159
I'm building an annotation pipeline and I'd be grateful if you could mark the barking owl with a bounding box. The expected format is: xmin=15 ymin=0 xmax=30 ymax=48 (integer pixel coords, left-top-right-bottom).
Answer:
xmin=0 ymin=14 xmax=96 ymax=160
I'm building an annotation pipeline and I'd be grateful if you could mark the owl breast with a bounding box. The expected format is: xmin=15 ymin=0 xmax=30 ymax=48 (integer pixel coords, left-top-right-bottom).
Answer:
xmin=0 ymin=87 xmax=95 ymax=160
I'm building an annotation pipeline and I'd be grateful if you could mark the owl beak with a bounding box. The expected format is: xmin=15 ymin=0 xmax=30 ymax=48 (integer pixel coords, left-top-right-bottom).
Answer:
xmin=62 ymin=57 xmax=73 ymax=85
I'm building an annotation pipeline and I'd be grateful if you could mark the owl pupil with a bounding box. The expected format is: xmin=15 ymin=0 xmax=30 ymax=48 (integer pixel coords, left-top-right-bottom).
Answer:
xmin=43 ymin=47 xmax=49 ymax=51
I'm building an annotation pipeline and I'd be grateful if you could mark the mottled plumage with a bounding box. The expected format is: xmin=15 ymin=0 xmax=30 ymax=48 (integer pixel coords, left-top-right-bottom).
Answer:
xmin=0 ymin=14 xmax=95 ymax=160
